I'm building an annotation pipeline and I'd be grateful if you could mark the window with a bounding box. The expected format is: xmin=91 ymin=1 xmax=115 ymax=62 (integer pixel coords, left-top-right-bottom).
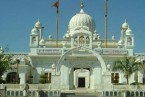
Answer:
xmin=140 ymin=91 xmax=143 ymax=96
xmin=114 ymin=91 xmax=117 ymax=96
xmin=6 ymin=72 xmax=19 ymax=84
xmin=106 ymin=91 xmax=109 ymax=96
xmin=127 ymin=38 xmax=132 ymax=45
xmin=15 ymin=91 xmax=19 ymax=96
xmin=48 ymin=73 xmax=51 ymax=83
xmin=131 ymin=92 xmax=134 ymax=96
xmin=44 ymin=73 xmax=48 ymax=83
xmin=136 ymin=91 xmax=139 ymax=96
xmin=20 ymin=91 xmax=23 ymax=96
xmin=11 ymin=91 xmax=14 ymax=96
xmin=32 ymin=37 xmax=36 ymax=44
xmin=110 ymin=91 xmax=113 ymax=96
xmin=7 ymin=91 xmax=10 ymax=96
xmin=126 ymin=91 xmax=130 ymax=96
xmin=111 ymin=73 xmax=119 ymax=83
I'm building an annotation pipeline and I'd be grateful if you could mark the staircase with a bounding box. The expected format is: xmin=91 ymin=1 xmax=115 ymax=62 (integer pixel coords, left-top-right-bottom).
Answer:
xmin=61 ymin=88 xmax=102 ymax=97
xmin=61 ymin=93 xmax=101 ymax=97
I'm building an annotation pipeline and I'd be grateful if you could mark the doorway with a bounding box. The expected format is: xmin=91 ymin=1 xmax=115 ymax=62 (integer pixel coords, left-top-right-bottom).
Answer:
xmin=6 ymin=72 xmax=19 ymax=84
xmin=78 ymin=77 xmax=85 ymax=88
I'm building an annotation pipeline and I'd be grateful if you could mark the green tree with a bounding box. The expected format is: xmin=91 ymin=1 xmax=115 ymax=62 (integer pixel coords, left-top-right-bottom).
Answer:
xmin=0 ymin=54 xmax=12 ymax=79
xmin=113 ymin=56 xmax=143 ymax=84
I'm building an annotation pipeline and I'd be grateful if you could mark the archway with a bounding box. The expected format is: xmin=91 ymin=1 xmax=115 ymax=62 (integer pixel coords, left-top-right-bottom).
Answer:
xmin=57 ymin=46 xmax=106 ymax=89
xmin=56 ymin=46 xmax=106 ymax=73
xmin=6 ymin=72 xmax=19 ymax=84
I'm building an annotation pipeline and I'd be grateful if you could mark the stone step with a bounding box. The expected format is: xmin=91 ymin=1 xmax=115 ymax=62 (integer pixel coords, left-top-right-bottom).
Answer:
xmin=61 ymin=93 xmax=101 ymax=97
xmin=67 ymin=95 xmax=100 ymax=97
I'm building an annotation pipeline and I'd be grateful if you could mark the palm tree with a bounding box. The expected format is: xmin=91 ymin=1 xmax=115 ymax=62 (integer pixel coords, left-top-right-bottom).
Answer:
xmin=0 ymin=54 xmax=12 ymax=80
xmin=113 ymin=56 xmax=143 ymax=84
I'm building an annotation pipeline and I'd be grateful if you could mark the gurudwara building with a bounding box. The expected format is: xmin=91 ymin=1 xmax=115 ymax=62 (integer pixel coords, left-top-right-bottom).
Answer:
xmin=1 ymin=1 xmax=145 ymax=97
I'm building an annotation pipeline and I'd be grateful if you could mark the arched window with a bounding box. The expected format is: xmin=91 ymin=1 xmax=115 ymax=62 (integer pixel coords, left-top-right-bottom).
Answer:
xmin=127 ymin=38 xmax=132 ymax=45
xmin=111 ymin=73 xmax=119 ymax=83
xmin=79 ymin=33 xmax=84 ymax=46
xmin=32 ymin=37 xmax=36 ymax=44
xmin=6 ymin=72 xmax=19 ymax=84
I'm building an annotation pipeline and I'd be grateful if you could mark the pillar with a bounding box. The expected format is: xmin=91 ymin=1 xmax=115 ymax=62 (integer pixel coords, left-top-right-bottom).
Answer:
xmin=60 ymin=65 xmax=69 ymax=89
xmin=93 ymin=67 xmax=101 ymax=89
xmin=89 ymin=36 xmax=92 ymax=49
xmin=19 ymin=73 xmax=26 ymax=84
xmin=138 ymin=71 xmax=143 ymax=83
xmin=71 ymin=37 xmax=74 ymax=48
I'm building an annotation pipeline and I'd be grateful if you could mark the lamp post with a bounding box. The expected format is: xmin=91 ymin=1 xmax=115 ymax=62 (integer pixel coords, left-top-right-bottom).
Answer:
xmin=16 ymin=59 xmax=20 ymax=84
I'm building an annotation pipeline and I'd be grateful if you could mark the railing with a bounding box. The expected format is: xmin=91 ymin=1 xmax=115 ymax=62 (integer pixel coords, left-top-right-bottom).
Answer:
xmin=0 ymin=84 xmax=5 ymax=89
xmin=5 ymin=84 xmax=145 ymax=91
xmin=113 ymin=85 xmax=145 ymax=90
xmin=3 ymin=84 xmax=145 ymax=97
xmin=6 ymin=90 xmax=61 ymax=97
xmin=5 ymin=84 xmax=60 ymax=97
xmin=5 ymin=84 xmax=51 ymax=90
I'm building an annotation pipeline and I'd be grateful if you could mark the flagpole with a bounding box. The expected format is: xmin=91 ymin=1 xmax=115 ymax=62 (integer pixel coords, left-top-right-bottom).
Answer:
xmin=104 ymin=0 xmax=108 ymax=48
xmin=53 ymin=0 xmax=59 ymax=48
xmin=56 ymin=0 xmax=58 ymax=48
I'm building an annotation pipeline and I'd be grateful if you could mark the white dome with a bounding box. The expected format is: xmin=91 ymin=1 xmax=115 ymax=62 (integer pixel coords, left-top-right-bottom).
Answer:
xmin=126 ymin=27 xmax=132 ymax=35
xmin=122 ymin=21 xmax=129 ymax=29
xmin=39 ymin=38 xmax=45 ymax=45
xmin=118 ymin=39 xmax=124 ymax=45
xmin=31 ymin=27 xmax=38 ymax=35
xmin=64 ymin=33 xmax=70 ymax=38
xmin=93 ymin=32 xmax=98 ymax=37
xmin=35 ymin=20 xmax=42 ymax=28
xmin=68 ymin=9 xmax=96 ymax=34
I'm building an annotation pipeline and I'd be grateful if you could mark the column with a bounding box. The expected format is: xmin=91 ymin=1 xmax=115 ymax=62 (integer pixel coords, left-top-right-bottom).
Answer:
xmin=71 ymin=37 xmax=74 ymax=48
xmin=138 ymin=71 xmax=143 ymax=83
xmin=132 ymin=36 xmax=134 ymax=46
xmin=77 ymin=36 xmax=80 ymax=47
xmin=84 ymin=36 xmax=86 ymax=47
xmin=89 ymin=36 xmax=92 ymax=49
xmin=93 ymin=67 xmax=101 ymax=89
xmin=19 ymin=73 xmax=26 ymax=84
xmin=61 ymin=65 xmax=69 ymax=89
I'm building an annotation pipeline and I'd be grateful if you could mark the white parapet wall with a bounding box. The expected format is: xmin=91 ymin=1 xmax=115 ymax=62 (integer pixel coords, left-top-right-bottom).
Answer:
xmin=0 ymin=84 xmax=6 ymax=97
xmin=5 ymin=84 xmax=60 ymax=97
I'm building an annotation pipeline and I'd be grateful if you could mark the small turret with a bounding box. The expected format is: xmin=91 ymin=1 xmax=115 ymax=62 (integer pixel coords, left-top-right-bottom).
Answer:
xmin=121 ymin=20 xmax=129 ymax=32
xmin=125 ymin=27 xmax=134 ymax=48
xmin=39 ymin=37 xmax=45 ymax=48
xmin=30 ymin=27 xmax=39 ymax=48
xmin=34 ymin=20 xmax=44 ymax=40
xmin=30 ymin=20 xmax=44 ymax=48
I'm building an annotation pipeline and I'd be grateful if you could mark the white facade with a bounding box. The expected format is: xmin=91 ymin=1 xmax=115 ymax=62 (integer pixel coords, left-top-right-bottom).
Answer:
xmin=1 ymin=1 xmax=145 ymax=96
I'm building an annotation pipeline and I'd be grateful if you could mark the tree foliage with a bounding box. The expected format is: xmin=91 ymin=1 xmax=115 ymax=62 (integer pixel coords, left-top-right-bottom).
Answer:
xmin=113 ymin=56 xmax=143 ymax=84
xmin=0 ymin=54 xmax=12 ymax=79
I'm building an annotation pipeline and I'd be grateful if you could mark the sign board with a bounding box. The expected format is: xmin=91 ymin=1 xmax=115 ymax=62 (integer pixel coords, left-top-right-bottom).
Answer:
xmin=103 ymin=49 xmax=128 ymax=55
xmin=37 ymin=49 xmax=62 ymax=55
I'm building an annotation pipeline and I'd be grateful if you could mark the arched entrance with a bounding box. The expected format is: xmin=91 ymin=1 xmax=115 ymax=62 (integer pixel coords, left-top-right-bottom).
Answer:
xmin=73 ymin=67 xmax=91 ymax=88
xmin=6 ymin=72 xmax=19 ymax=84
xmin=56 ymin=46 xmax=106 ymax=90
xmin=56 ymin=46 xmax=106 ymax=73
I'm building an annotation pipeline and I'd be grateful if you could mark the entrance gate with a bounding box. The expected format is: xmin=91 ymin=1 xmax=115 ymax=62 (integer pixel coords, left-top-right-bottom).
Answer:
xmin=56 ymin=46 xmax=106 ymax=90
xmin=78 ymin=77 xmax=85 ymax=88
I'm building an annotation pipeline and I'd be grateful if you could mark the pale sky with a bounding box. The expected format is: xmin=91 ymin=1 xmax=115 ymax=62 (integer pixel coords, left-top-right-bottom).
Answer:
xmin=0 ymin=0 xmax=145 ymax=53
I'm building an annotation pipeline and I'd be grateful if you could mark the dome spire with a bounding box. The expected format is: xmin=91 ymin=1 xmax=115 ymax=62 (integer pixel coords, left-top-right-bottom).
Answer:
xmin=80 ymin=0 xmax=85 ymax=13
xmin=80 ymin=0 xmax=84 ymax=9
